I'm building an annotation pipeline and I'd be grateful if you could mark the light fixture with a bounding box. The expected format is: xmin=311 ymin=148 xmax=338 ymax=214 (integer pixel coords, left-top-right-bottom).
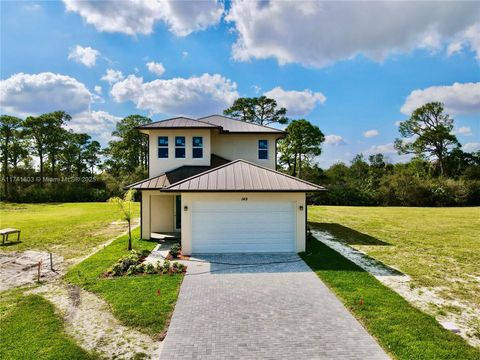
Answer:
xmin=299 ymin=205 xmax=304 ymax=211
xmin=184 ymin=205 xmax=188 ymax=211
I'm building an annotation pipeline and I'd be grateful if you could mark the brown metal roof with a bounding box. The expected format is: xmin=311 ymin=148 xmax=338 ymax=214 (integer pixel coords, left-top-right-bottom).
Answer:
xmin=137 ymin=116 xmax=218 ymax=129
xmin=198 ymin=115 xmax=286 ymax=134
xmin=136 ymin=115 xmax=285 ymax=134
xmin=163 ymin=159 xmax=325 ymax=192
xmin=126 ymin=154 xmax=230 ymax=190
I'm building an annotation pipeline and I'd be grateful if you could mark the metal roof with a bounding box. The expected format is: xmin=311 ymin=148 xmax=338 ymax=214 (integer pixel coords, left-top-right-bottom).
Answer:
xmin=163 ymin=159 xmax=325 ymax=192
xmin=198 ymin=115 xmax=285 ymax=134
xmin=127 ymin=154 xmax=230 ymax=190
xmin=136 ymin=115 xmax=285 ymax=134
xmin=137 ymin=117 xmax=218 ymax=129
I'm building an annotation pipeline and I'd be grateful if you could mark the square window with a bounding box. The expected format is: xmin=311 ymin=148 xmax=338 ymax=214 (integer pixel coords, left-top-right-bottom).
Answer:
xmin=258 ymin=149 xmax=268 ymax=160
xmin=175 ymin=136 xmax=185 ymax=147
xmin=158 ymin=136 xmax=168 ymax=146
xmin=158 ymin=147 xmax=168 ymax=158
xmin=192 ymin=136 xmax=203 ymax=147
xmin=175 ymin=147 xmax=186 ymax=158
xmin=259 ymin=139 xmax=268 ymax=149
xmin=192 ymin=148 xmax=203 ymax=158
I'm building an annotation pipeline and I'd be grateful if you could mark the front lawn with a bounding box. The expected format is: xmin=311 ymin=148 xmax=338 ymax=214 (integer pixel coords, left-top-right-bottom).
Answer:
xmin=0 ymin=290 xmax=97 ymax=360
xmin=0 ymin=202 xmax=140 ymax=259
xmin=300 ymin=237 xmax=480 ymax=360
xmin=65 ymin=228 xmax=183 ymax=336
xmin=307 ymin=206 xmax=480 ymax=313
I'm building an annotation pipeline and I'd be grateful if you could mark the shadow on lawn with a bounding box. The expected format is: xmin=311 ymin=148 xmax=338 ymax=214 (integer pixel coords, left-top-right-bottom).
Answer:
xmin=0 ymin=241 xmax=22 ymax=247
xmin=309 ymin=222 xmax=390 ymax=246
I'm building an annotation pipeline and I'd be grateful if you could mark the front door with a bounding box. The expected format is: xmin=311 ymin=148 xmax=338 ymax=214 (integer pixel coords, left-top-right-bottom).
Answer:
xmin=175 ymin=195 xmax=181 ymax=231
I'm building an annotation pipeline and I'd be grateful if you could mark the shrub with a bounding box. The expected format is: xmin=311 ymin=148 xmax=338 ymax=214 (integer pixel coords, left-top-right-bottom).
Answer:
xmin=145 ymin=263 xmax=156 ymax=274
xmin=169 ymin=244 xmax=181 ymax=259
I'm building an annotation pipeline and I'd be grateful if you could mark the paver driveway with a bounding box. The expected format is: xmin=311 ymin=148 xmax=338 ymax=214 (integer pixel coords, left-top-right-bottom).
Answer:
xmin=160 ymin=254 xmax=389 ymax=360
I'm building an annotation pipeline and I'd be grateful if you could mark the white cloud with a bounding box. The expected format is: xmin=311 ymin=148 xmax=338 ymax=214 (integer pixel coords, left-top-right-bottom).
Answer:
xmin=24 ymin=3 xmax=41 ymax=11
xmin=456 ymin=126 xmax=473 ymax=136
xmin=69 ymin=110 xmax=121 ymax=145
xmin=94 ymin=85 xmax=102 ymax=95
xmin=182 ymin=51 xmax=189 ymax=58
xmin=464 ymin=142 xmax=480 ymax=152
xmin=111 ymin=73 xmax=239 ymax=117
xmin=146 ymin=61 xmax=165 ymax=77
xmin=226 ymin=1 xmax=480 ymax=67
xmin=264 ymin=87 xmax=326 ymax=117
xmin=447 ymin=24 xmax=480 ymax=61
xmin=63 ymin=0 xmax=223 ymax=36
xmin=324 ymin=134 xmax=346 ymax=146
xmin=0 ymin=72 xmax=92 ymax=117
xmin=101 ymin=69 xmax=124 ymax=85
xmin=68 ymin=45 xmax=101 ymax=67
xmin=401 ymin=82 xmax=480 ymax=115
xmin=363 ymin=129 xmax=379 ymax=138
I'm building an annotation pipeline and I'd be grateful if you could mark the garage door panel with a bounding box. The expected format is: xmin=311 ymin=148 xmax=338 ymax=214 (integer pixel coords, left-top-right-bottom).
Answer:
xmin=191 ymin=201 xmax=295 ymax=253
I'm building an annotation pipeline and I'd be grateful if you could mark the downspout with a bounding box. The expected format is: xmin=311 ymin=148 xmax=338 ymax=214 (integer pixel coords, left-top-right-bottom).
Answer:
xmin=140 ymin=192 xmax=143 ymax=239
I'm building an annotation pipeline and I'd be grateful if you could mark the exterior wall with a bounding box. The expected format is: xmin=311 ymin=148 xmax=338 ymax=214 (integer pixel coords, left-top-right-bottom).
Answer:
xmin=147 ymin=129 xmax=212 ymax=177
xmin=141 ymin=191 xmax=178 ymax=239
xmin=181 ymin=192 xmax=306 ymax=255
xmin=210 ymin=133 xmax=279 ymax=169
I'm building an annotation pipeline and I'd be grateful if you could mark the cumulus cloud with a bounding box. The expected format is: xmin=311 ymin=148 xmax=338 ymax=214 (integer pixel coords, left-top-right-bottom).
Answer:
xmin=146 ymin=61 xmax=165 ymax=77
xmin=111 ymin=73 xmax=238 ymax=116
xmin=94 ymin=85 xmax=102 ymax=95
xmin=447 ymin=24 xmax=480 ymax=61
xmin=226 ymin=1 xmax=480 ymax=67
xmin=401 ymin=82 xmax=480 ymax=115
xmin=0 ymin=72 xmax=92 ymax=116
xmin=263 ymin=87 xmax=326 ymax=117
xmin=363 ymin=129 xmax=379 ymax=138
xmin=456 ymin=126 xmax=473 ymax=136
xmin=0 ymin=72 xmax=119 ymax=146
xmin=68 ymin=45 xmax=100 ymax=67
xmin=101 ymin=69 xmax=124 ymax=85
xmin=464 ymin=142 xmax=480 ymax=152
xmin=324 ymin=134 xmax=346 ymax=146
xmin=63 ymin=0 xmax=223 ymax=36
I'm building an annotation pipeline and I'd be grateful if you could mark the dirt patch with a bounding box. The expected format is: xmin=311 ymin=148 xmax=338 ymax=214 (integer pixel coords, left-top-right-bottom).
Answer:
xmin=29 ymin=283 xmax=161 ymax=359
xmin=312 ymin=229 xmax=480 ymax=348
xmin=0 ymin=251 xmax=65 ymax=292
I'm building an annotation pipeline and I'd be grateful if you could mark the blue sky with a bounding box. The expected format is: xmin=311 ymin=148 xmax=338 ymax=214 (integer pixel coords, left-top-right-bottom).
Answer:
xmin=1 ymin=1 xmax=479 ymax=167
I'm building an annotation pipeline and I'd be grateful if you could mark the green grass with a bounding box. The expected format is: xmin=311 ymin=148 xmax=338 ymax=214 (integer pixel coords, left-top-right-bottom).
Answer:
xmin=65 ymin=228 xmax=183 ymax=336
xmin=307 ymin=206 xmax=480 ymax=309
xmin=0 ymin=202 xmax=140 ymax=259
xmin=300 ymin=237 xmax=480 ymax=360
xmin=0 ymin=290 xmax=97 ymax=360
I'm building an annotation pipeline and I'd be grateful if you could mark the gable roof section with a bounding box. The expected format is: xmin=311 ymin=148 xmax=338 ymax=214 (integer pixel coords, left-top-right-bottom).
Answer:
xmin=127 ymin=154 xmax=230 ymax=190
xmin=136 ymin=115 xmax=285 ymax=134
xmin=198 ymin=115 xmax=285 ymax=134
xmin=164 ymin=159 xmax=325 ymax=192
xmin=137 ymin=116 xmax=218 ymax=130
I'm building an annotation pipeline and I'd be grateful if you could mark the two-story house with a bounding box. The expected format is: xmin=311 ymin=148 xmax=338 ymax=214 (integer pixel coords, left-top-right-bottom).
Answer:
xmin=127 ymin=115 xmax=324 ymax=255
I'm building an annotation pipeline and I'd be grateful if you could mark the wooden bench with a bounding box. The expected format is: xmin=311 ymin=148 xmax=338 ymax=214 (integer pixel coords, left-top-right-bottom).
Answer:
xmin=0 ymin=228 xmax=21 ymax=245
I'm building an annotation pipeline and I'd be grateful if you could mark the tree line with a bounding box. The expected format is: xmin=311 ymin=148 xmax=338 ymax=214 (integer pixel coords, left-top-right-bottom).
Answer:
xmin=1 ymin=97 xmax=479 ymax=205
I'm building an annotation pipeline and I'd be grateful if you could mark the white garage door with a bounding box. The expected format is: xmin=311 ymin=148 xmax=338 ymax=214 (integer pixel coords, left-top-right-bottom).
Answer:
xmin=191 ymin=201 xmax=296 ymax=253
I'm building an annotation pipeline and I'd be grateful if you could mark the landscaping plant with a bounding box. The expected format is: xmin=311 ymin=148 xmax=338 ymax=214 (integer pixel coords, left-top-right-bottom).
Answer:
xmin=108 ymin=189 xmax=136 ymax=250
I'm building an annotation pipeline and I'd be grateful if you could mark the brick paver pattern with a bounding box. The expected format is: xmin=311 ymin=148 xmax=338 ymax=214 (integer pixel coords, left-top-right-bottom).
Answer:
xmin=160 ymin=254 xmax=389 ymax=360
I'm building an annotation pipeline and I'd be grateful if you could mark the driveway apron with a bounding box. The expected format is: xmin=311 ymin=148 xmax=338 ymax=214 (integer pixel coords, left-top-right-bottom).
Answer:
xmin=160 ymin=254 xmax=389 ymax=360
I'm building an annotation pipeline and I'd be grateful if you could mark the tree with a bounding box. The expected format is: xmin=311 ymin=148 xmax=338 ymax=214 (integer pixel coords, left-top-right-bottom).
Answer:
xmin=23 ymin=115 xmax=50 ymax=185
xmin=84 ymin=140 xmax=101 ymax=175
xmin=394 ymin=102 xmax=460 ymax=176
xmin=0 ymin=115 xmax=22 ymax=195
xmin=44 ymin=111 xmax=71 ymax=177
xmin=108 ymin=189 xmax=135 ymax=250
xmin=224 ymin=96 xmax=288 ymax=126
xmin=278 ymin=119 xmax=325 ymax=178
xmin=105 ymin=115 xmax=151 ymax=174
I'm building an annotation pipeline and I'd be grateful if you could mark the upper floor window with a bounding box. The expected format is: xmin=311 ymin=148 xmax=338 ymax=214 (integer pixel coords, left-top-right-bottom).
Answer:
xmin=158 ymin=136 xmax=168 ymax=158
xmin=258 ymin=139 xmax=269 ymax=160
xmin=192 ymin=136 xmax=203 ymax=159
xmin=175 ymin=136 xmax=186 ymax=158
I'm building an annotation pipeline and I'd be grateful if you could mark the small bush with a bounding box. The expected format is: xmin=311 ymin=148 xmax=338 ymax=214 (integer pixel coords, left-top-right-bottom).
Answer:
xmin=169 ymin=244 xmax=181 ymax=259
xmin=145 ymin=263 xmax=156 ymax=274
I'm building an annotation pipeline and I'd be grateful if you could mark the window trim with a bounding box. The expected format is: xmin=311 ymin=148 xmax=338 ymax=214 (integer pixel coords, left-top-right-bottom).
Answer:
xmin=175 ymin=136 xmax=186 ymax=159
xmin=258 ymin=139 xmax=269 ymax=160
xmin=192 ymin=136 xmax=204 ymax=159
xmin=157 ymin=136 xmax=169 ymax=159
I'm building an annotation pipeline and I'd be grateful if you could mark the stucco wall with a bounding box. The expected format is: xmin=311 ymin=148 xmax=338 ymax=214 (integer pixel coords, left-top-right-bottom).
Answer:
xmin=141 ymin=191 xmax=178 ymax=238
xmin=181 ymin=192 xmax=306 ymax=255
xmin=210 ymin=133 xmax=279 ymax=169
xmin=147 ymin=129 xmax=212 ymax=177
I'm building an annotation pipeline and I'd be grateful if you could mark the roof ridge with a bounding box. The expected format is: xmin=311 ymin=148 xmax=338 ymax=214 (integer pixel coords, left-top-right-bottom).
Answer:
xmin=197 ymin=114 xmax=286 ymax=133
xmin=142 ymin=116 xmax=196 ymax=126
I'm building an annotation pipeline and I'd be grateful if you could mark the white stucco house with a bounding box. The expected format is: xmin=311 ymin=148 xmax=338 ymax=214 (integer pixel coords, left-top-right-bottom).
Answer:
xmin=127 ymin=115 xmax=325 ymax=255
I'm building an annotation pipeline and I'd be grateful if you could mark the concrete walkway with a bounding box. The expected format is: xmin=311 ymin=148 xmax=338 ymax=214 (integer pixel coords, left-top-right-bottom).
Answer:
xmin=160 ymin=254 xmax=389 ymax=360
